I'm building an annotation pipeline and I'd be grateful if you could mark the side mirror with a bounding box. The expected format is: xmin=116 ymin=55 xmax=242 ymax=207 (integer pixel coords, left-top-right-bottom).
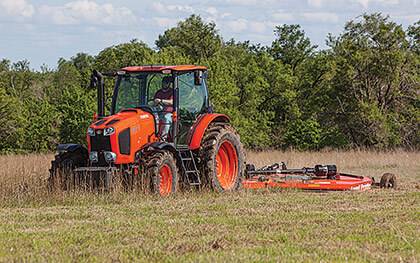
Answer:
xmin=194 ymin=70 xmax=202 ymax=86
xmin=89 ymin=70 xmax=102 ymax=89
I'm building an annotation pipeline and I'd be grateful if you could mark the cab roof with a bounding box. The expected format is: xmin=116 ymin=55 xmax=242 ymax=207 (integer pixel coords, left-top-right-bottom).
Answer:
xmin=121 ymin=65 xmax=207 ymax=73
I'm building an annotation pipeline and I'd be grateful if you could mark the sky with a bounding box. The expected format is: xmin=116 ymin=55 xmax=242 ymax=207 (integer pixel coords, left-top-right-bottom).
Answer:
xmin=0 ymin=0 xmax=418 ymax=69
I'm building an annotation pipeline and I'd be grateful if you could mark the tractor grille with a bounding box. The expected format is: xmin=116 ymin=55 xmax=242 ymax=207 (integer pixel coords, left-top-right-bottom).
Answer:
xmin=90 ymin=133 xmax=111 ymax=152
xmin=97 ymin=152 xmax=108 ymax=166
xmin=90 ymin=133 xmax=111 ymax=166
xmin=118 ymin=128 xmax=130 ymax=155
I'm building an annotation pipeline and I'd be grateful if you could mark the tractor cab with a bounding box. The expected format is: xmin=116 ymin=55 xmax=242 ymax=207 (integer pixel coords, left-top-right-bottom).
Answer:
xmin=110 ymin=66 xmax=210 ymax=145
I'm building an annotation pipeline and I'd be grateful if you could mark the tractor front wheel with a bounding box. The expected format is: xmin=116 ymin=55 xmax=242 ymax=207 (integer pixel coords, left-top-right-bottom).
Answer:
xmin=143 ymin=151 xmax=178 ymax=196
xmin=48 ymin=150 xmax=87 ymax=191
xmin=199 ymin=123 xmax=245 ymax=192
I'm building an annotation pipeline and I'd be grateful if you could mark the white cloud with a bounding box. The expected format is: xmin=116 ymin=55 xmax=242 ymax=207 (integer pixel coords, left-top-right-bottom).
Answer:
xmin=203 ymin=6 xmax=232 ymax=23
xmin=153 ymin=17 xmax=178 ymax=28
xmin=227 ymin=0 xmax=276 ymax=5
xmin=206 ymin=7 xmax=218 ymax=16
xmin=151 ymin=2 xmax=194 ymax=14
xmin=272 ymin=11 xmax=295 ymax=21
xmin=302 ymin=12 xmax=339 ymax=23
xmin=227 ymin=18 xmax=248 ymax=32
xmin=307 ymin=0 xmax=324 ymax=7
xmin=249 ymin=21 xmax=267 ymax=33
xmin=308 ymin=0 xmax=400 ymax=8
xmin=0 ymin=0 xmax=34 ymax=18
xmin=393 ymin=13 xmax=420 ymax=23
xmin=220 ymin=12 xmax=232 ymax=19
xmin=226 ymin=19 xmax=269 ymax=33
xmin=361 ymin=0 xmax=400 ymax=7
xmin=39 ymin=0 xmax=136 ymax=25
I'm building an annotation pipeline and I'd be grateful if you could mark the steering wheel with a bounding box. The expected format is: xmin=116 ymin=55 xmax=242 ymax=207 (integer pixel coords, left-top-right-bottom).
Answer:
xmin=148 ymin=98 xmax=164 ymax=107
xmin=138 ymin=105 xmax=162 ymax=113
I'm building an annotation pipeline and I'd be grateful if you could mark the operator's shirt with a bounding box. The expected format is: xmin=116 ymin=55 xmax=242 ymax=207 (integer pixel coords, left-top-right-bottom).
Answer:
xmin=154 ymin=88 xmax=173 ymax=112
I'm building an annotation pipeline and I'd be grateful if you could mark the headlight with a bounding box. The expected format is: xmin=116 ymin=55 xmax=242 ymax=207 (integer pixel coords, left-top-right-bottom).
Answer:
xmin=103 ymin=127 xmax=115 ymax=136
xmin=104 ymin=151 xmax=117 ymax=163
xmin=89 ymin=151 xmax=98 ymax=162
xmin=87 ymin=127 xmax=95 ymax=136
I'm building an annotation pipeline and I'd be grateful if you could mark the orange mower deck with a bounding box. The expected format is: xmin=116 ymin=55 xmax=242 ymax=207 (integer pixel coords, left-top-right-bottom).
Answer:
xmin=243 ymin=174 xmax=373 ymax=191
xmin=241 ymin=163 xmax=389 ymax=191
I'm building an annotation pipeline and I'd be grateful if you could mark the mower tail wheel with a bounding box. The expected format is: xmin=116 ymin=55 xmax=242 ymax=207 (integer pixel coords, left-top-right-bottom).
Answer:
xmin=379 ymin=173 xmax=397 ymax=189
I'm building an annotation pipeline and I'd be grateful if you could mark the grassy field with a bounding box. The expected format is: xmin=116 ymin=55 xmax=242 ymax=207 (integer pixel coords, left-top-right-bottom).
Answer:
xmin=0 ymin=150 xmax=419 ymax=262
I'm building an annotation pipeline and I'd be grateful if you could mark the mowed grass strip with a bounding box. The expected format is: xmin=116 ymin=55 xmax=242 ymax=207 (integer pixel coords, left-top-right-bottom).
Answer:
xmin=0 ymin=151 xmax=419 ymax=262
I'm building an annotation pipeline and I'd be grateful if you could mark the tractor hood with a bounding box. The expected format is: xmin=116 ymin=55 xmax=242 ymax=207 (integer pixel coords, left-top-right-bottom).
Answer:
xmin=87 ymin=108 xmax=157 ymax=165
xmin=90 ymin=108 xmax=154 ymax=130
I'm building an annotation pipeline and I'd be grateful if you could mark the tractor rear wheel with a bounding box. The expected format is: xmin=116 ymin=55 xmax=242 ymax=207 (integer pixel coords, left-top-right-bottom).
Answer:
xmin=199 ymin=123 xmax=245 ymax=192
xmin=48 ymin=150 xmax=87 ymax=191
xmin=142 ymin=151 xmax=178 ymax=196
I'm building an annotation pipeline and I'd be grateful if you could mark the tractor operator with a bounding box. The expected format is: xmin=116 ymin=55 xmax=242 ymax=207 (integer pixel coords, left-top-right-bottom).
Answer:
xmin=154 ymin=76 xmax=174 ymax=141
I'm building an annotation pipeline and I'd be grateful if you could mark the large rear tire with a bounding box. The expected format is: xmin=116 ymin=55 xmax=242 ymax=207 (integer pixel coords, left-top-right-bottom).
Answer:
xmin=199 ymin=123 xmax=245 ymax=192
xmin=142 ymin=151 xmax=178 ymax=196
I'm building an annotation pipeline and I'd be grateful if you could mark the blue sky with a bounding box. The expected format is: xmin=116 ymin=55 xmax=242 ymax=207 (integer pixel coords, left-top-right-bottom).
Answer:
xmin=0 ymin=0 xmax=418 ymax=69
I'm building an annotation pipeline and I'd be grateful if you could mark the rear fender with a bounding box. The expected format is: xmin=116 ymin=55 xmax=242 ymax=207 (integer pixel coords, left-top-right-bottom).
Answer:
xmin=188 ymin=113 xmax=230 ymax=150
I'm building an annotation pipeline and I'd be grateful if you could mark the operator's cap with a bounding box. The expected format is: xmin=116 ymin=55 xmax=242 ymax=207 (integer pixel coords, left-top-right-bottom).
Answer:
xmin=162 ymin=76 xmax=174 ymax=88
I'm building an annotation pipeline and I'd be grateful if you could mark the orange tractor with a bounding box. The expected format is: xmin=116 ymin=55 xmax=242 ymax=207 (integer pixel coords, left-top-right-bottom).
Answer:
xmin=49 ymin=65 xmax=396 ymax=195
xmin=49 ymin=65 xmax=244 ymax=195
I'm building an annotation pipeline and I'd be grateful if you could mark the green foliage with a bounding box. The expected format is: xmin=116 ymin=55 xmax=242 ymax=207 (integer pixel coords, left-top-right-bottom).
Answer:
xmin=206 ymin=42 xmax=276 ymax=148
xmin=0 ymin=13 xmax=419 ymax=152
xmin=156 ymin=15 xmax=222 ymax=61
xmin=283 ymin=119 xmax=321 ymax=150
xmin=407 ymin=20 xmax=420 ymax=54
xmin=328 ymin=13 xmax=419 ymax=148
xmin=56 ymin=87 xmax=96 ymax=145
xmin=152 ymin=47 xmax=192 ymax=65
xmin=0 ymin=88 xmax=26 ymax=152
xmin=23 ymin=97 xmax=60 ymax=152
xmin=94 ymin=40 xmax=154 ymax=72
xmin=69 ymin=53 xmax=95 ymax=88
xmin=270 ymin=24 xmax=317 ymax=72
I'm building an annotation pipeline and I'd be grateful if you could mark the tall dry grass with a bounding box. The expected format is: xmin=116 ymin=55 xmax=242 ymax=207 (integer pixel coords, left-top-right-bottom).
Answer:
xmin=0 ymin=154 xmax=53 ymax=199
xmin=0 ymin=150 xmax=419 ymax=204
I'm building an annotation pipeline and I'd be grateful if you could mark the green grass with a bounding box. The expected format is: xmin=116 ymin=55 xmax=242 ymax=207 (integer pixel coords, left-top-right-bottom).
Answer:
xmin=0 ymin=151 xmax=419 ymax=262
xmin=0 ymin=190 xmax=418 ymax=262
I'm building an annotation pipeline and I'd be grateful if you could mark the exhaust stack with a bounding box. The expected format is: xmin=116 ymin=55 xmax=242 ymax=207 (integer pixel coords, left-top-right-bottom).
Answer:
xmin=90 ymin=70 xmax=105 ymax=118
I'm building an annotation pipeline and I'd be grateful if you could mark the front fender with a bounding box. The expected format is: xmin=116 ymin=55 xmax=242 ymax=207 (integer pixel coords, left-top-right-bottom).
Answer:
xmin=142 ymin=142 xmax=177 ymax=154
xmin=57 ymin=144 xmax=88 ymax=155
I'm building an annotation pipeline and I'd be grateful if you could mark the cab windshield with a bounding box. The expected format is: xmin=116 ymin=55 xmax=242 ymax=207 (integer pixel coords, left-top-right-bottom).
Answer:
xmin=113 ymin=72 xmax=170 ymax=113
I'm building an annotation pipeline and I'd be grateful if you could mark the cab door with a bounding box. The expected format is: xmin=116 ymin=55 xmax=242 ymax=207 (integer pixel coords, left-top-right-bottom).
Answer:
xmin=176 ymin=71 xmax=208 ymax=145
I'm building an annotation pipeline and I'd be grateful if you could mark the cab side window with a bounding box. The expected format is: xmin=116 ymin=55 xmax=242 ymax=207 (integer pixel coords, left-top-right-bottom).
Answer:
xmin=147 ymin=74 xmax=165 ymax=106
xmin=178 ymin=72 xmax=206 ymax=118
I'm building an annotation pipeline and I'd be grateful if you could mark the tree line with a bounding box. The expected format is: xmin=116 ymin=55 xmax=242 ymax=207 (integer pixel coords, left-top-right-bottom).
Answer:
xmin=0 ymin=13 xmax=419 ymax=152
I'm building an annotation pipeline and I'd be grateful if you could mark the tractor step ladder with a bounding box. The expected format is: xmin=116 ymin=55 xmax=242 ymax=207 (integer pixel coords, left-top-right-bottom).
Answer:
xmin=177 ymin=146 xmax=201 ymax=187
